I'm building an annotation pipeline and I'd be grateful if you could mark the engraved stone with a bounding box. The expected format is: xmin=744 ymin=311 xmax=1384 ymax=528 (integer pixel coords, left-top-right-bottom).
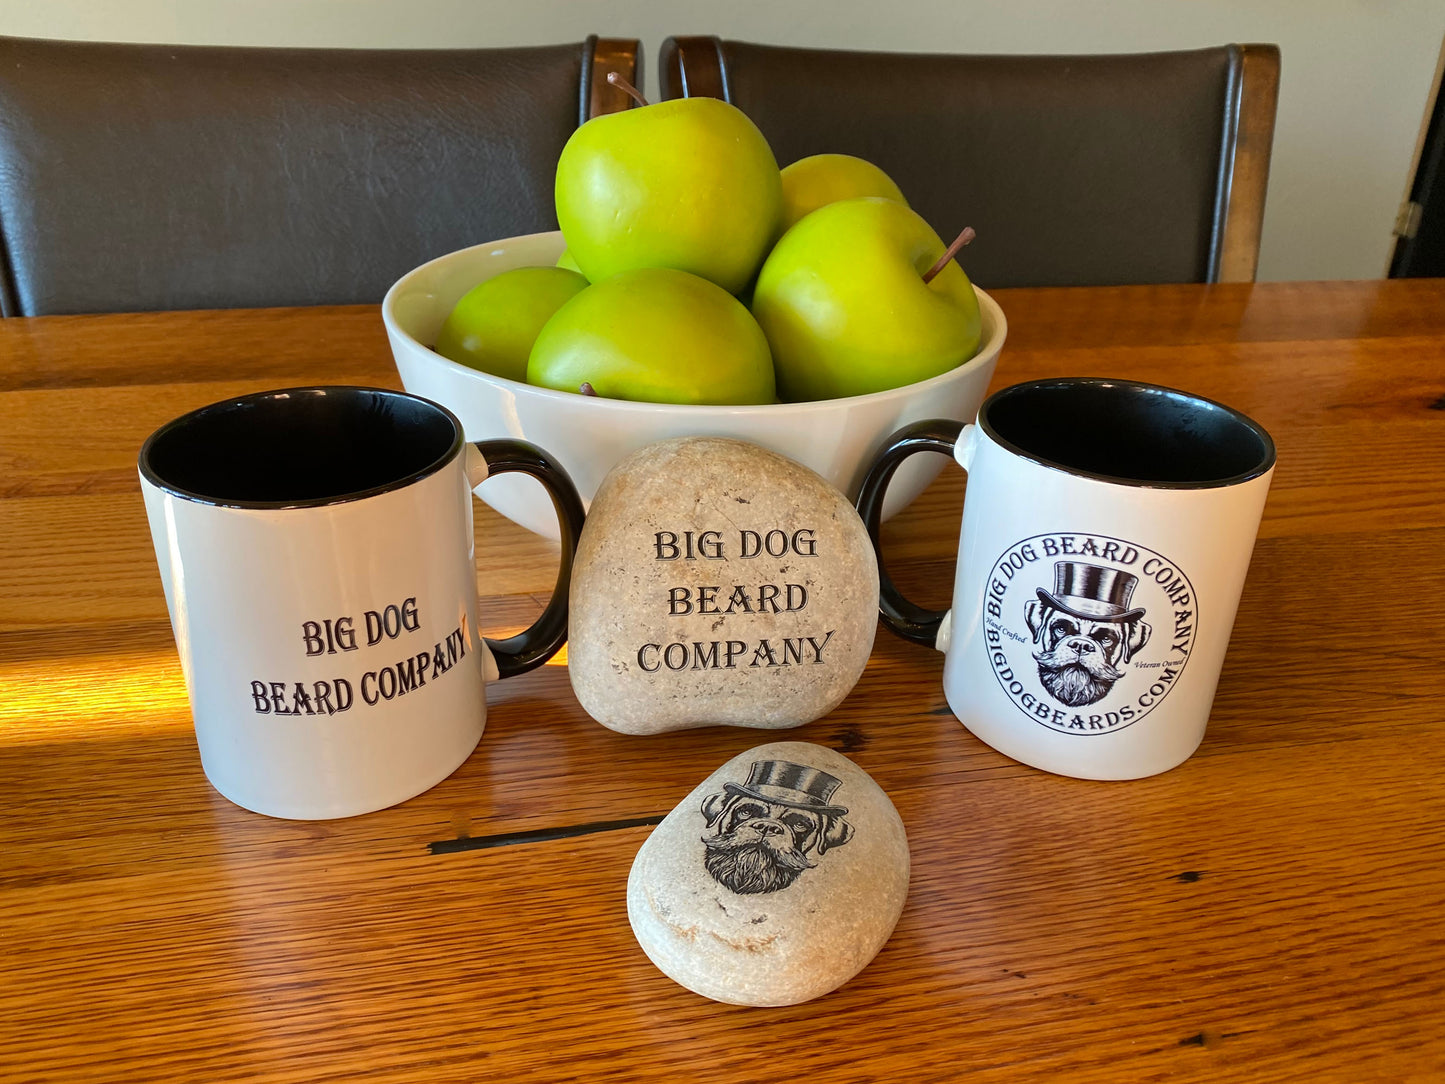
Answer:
xmin=628 ymin=740 xmax=909 ymax=1006
xmin=567 ymin=437 xmax=878 ymax=734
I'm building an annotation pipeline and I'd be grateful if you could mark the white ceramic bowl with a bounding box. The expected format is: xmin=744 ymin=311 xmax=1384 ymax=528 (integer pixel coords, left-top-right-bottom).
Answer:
xmin=382 ymin=231 xmax=1006 ymax=540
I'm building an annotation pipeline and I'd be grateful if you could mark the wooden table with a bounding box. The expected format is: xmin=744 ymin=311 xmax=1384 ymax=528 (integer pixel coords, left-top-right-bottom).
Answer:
xmin=2 ymin=280 xmax=1442 ymax=1082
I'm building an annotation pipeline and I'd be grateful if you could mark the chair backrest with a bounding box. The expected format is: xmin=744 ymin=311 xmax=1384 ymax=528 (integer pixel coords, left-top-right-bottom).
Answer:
xmin=660 ymin=38 xmax=1279 ymax=287
xmin=0 ymin=35 xmax=640 ymax=315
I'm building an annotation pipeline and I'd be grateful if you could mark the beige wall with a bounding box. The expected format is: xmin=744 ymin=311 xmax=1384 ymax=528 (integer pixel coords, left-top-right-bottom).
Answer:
xmin=3 ymin=0 xmax=1442 ymax=282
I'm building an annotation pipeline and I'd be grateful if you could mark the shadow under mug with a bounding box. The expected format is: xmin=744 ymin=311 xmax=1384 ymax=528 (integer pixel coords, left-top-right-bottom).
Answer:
xmin=856 ymin=378 xmax=1276 ymax=780
xmin=139 ymin=386 xmax=585 ymax=819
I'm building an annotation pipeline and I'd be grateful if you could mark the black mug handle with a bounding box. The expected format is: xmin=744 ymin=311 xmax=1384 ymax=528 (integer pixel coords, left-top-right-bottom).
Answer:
xmin=855 ymin=419 xmax=966 ymax=648
xmin=470 ymin=439 xmax=586 ymax=678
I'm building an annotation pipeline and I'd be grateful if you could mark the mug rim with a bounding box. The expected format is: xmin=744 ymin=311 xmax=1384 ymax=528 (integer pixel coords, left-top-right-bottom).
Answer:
xmin=979 ymin=377 xmax=1277 ymax=490
xmin=138 ymin=385 xmax=464 ymax=510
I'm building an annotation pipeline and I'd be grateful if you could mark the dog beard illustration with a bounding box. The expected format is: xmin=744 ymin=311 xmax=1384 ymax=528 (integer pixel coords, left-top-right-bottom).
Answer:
xmin=1032 ymin=645 xmax=1125 ymax=707
xmin=701 ymin=822 xmax=815 ymax=894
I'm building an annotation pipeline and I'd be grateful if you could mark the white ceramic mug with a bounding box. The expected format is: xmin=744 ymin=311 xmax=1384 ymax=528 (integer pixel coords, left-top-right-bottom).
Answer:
xmin=856 ymin=378 xmax=1276 ymax=780
xmin=139 ymin=386 xmax=585 ymax=819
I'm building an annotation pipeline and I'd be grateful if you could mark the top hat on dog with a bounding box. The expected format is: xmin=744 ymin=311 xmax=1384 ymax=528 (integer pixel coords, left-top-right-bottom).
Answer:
xmin=723 ymin=760 xmax=849 ymax=818
xmin=1036 ymin=561 xmax=1146 ymax=623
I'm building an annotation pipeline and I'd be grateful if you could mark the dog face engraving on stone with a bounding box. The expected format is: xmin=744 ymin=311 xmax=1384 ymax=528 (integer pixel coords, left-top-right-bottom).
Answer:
xmin=700 ymin=760 xmax=854 ymax=895
xmin=1024 ymin=561 xmax=1151 ymax=708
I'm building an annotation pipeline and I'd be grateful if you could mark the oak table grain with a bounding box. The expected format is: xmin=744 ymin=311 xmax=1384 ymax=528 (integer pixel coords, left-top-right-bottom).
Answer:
xmin=1 ymin=281 xmax=1442 ymax=1083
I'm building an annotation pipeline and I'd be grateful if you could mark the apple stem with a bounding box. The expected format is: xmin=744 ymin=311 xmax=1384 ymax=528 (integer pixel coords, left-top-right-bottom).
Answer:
xmin=921 ymin=226 xmax=976 ymax=284
xmin=606 ymin=71 xmax=649 ymax=108
xmin=579 ymin=382 xmax=598 ymax=396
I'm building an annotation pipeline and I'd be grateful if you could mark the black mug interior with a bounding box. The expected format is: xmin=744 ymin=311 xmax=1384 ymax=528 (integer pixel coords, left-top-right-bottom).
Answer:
xmin=981 ymin=379 xmax=1275 ymax=487
xmin=140 ymin=387 xmax=461 ymax=507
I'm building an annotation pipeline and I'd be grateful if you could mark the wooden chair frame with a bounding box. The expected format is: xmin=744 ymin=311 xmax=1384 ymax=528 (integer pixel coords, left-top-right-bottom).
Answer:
xmin=584 ymin=36 xmax=643 ymax=122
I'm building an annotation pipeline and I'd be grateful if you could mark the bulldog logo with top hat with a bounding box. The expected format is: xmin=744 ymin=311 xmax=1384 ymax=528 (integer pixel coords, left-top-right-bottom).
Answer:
xmin=982 ymin=533 xmax=1197 ymax=735
xmin=700 ymin=760 xmax=853 ymax=895
xmin=1026 ymin=561 xmax=1152 ymax=707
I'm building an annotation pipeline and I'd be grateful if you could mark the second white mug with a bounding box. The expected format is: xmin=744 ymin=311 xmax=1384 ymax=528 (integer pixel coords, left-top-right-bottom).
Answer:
xmin=856 ymin=378 xmax=1275 ymax=780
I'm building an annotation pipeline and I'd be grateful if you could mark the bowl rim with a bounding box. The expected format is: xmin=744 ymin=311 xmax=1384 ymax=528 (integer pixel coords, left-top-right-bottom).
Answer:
xmin=381 ymin=230 xmax=1008 ymax=415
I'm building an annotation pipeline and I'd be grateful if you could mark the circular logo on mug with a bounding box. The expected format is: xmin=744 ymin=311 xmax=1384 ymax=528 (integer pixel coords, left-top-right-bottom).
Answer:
xmin=982 ymin=533 xmax=1197 ymax=735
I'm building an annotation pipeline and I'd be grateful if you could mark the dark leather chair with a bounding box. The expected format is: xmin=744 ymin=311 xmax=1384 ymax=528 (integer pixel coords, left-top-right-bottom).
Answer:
xmin=0 ymin=35 xmax=640 ymax=315
xmin=660 ymin=38 xmax=1279 ymax=287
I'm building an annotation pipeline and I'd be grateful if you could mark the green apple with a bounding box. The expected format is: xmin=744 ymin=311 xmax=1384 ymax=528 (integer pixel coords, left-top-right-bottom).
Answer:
xmin=556 ymin=249 xmax=584 ymax=275
xmin=780 ymin=153 xmax=908 ymax=231
xmin=434 ymin=266 xmax=588 ymax=382
xmin=528 ymin=267 xmax=775 ymax=405
xmin=751 ymin=197 xmax=981 ymax=402
xmin=554 ymin=97 xmax=784 ymax=296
